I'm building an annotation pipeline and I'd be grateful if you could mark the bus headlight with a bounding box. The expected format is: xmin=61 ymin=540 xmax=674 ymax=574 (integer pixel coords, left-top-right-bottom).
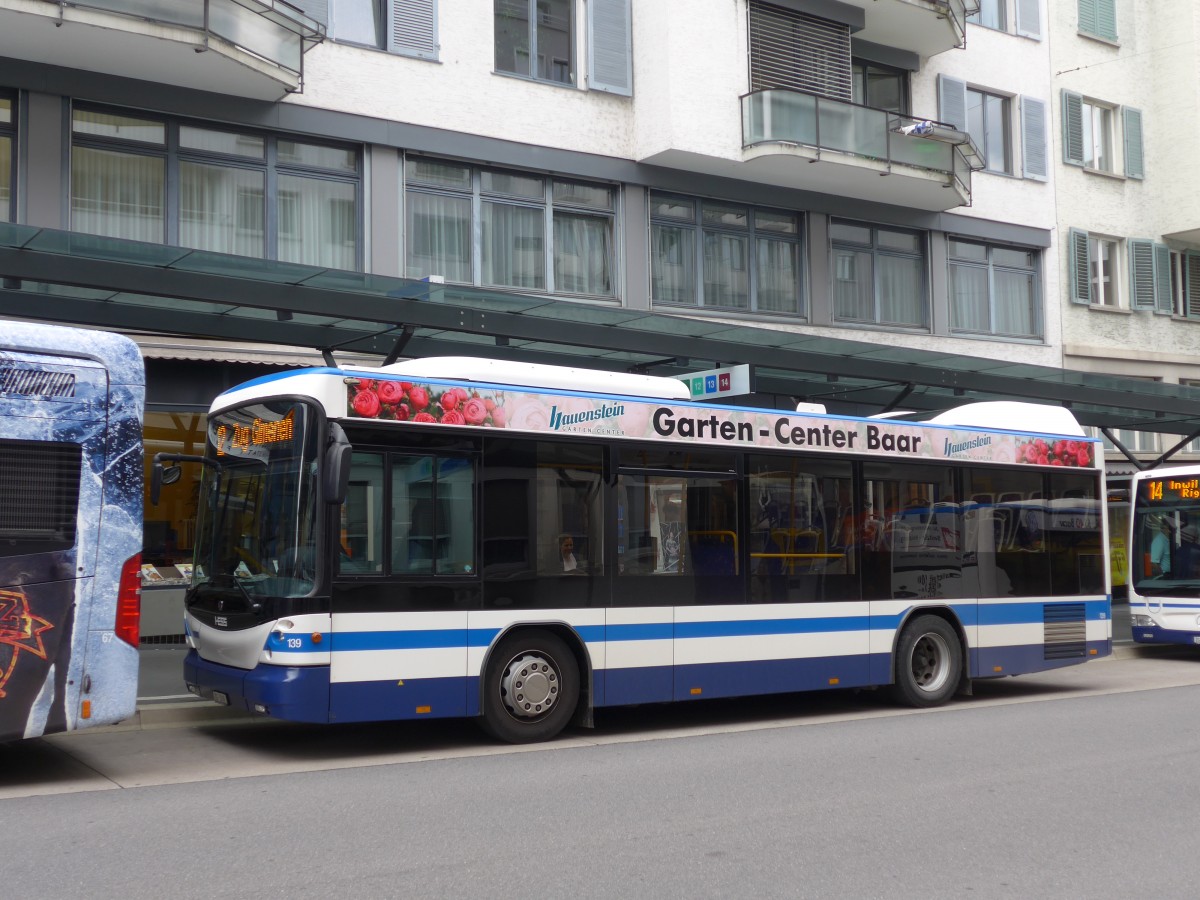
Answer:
xmin=1132 ymin=615 xmax=1154 ymax=627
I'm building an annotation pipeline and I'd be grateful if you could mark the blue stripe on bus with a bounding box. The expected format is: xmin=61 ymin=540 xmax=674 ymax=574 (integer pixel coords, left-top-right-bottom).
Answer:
xmin=674 ymin=616 xmax=870 ymax=639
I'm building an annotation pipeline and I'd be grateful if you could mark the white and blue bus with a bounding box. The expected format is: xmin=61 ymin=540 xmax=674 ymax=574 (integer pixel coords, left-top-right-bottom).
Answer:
xmin=0 ymin=320 xmax=143 ymax=741
xmin=164 ymin=357 xmax=1109 ymax=742
xmin=1127 ymin=465 xmax=1200 ymax=645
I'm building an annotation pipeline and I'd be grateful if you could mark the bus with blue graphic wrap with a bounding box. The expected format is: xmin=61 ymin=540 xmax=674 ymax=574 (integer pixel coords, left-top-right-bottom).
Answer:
xmin=1127 ymin=465 xmax=1200 ymax=645
xmin=161 ymin=357 xmax=1109 ymax=743
xmin=0 ymin=321 xmax=143 ymax=742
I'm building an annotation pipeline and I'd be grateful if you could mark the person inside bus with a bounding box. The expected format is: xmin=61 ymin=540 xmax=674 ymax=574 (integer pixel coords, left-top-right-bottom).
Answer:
xmin=1177 ymin=521 xmax=1200 ymax=579
xmin=559 ymin=534 xmax=581 ymax=573
xmin=1150 ymin=517 xmax=1173 ymax=577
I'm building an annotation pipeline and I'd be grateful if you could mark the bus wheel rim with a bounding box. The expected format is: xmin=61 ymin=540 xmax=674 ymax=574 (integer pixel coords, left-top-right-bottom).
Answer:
xmin=500 ymin=652 xmax=560 ymax=719
xmin=910 ymin=633 xmax=951 ymax=693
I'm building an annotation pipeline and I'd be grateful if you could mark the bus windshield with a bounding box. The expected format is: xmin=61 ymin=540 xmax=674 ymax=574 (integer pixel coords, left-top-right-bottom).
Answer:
xmin=1131 ymin=475 xmax=1200 ymax=594
xmin=193 ymin=399 xmax=321 ymax=600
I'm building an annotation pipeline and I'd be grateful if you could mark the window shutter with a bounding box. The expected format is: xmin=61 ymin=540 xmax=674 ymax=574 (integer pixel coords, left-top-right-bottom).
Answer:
xmin=1062 ymin=90 xmax=1085 ymax=166
xmin=1154 ymin=243 xmax=1172 ymax=314
xmin=1078 ymin=0 xmax=1097 ymax=36
xmin=292 ymin=0 xmax=328 ymax=25
xmin=588 ymin=0 xmax=633 ymax=96
xmin=937 ymin=74 xmax=968 ymax=132
xmin=1068 ymin=228 xmax=1092 ymax=305
xmin=748 ymin=1 xmax=852 ymax=100
xmin=1096 ymin=0 xmax=1117 ymax=41
xmin=1129 ymin=240 xmax=1156 ymax=310
xmin=1015 ymin=0 xmax=1042 ymax=39
xmin=389 ymin=0 xmax=439 ymax=60
xmin=1123 ymin=107 xmax=1144 ymax=179
xmin=1020 ymin=96 xmax=1048 ymax=181
xmin=1188 ymin=252 xmax=1200 ymax=318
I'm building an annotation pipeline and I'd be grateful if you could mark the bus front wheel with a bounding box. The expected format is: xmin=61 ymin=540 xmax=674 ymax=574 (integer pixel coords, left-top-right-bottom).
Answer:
xmin=480 ymin=629 xmax=579 ymax=743
xmin=892 ymin=615 xmax=962 ymax=708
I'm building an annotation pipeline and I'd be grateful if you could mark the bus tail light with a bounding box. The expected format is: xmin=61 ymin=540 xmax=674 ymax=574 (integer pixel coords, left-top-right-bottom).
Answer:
xmin=115 ymin=553 xmax=142 ymax=647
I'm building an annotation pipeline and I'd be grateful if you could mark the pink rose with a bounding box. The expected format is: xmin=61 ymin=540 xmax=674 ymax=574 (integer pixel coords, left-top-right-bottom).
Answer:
xmin=353 ymin=390 xmax=381 ymax=418
xmin=440 ymin=390 xmax=461 ymax=412
xmin=395 ymin=403 xmax=411 ymax=421
xmin=1077 ymin=448 xmax=1091 ymax=467
xmin=378 ymin=381 xmax=406 ymax=404
xmin=441 ymin=409 xmax=466 ymax=426
xmin=505 ymin=397 xmax=551 ymax=431
xmin=409 ymin=386 xmax=430 ymax=411
xmin=490 ymin=406 xmax=507 ymax=427
xmin=413 ymin=412 xmax=437 ymax=423
xmin=463 ymin=397 xmax=488 ymax=425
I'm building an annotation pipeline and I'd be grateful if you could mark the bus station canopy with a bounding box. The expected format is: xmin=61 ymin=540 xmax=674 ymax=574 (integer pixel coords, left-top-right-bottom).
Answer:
xmin=2 ymin=222 xmax=1199 ymax=457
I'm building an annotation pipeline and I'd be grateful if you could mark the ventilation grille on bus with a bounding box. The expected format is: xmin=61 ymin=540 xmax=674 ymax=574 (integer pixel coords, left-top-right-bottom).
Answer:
xmin=0 ymin=367 xmax=77 ymax=399
xmin=1044 ymin=603 xmax=1086 ymax=660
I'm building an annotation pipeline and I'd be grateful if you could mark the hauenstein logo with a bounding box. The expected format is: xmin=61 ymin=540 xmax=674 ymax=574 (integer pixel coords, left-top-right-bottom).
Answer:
xmin=550 ymin=403 xmax=625 ymax=430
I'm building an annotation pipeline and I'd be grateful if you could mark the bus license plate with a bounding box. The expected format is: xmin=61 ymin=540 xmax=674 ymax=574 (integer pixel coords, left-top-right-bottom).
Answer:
xmin=212 ymin=690 xmax=230 ymax=706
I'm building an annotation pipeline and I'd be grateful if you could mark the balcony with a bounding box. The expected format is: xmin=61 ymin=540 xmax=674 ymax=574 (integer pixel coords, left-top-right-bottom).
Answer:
xmin=740 ymin=89 xmax=982 ymax=211
xmin=0 ymin=0 xmax=324 ymax=101
xmin=841 ymin=0 xmax=976 ymax=57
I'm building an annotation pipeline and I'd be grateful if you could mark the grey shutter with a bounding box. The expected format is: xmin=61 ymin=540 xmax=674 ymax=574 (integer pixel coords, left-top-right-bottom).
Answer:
xmin=292 ymin=0 xmax=328 ymax=26
xmin=1129 ymin=240 xmax=1156 ymax=310
xmin=748 ymin=1 xmax=852 ymax=100
xmin=588 ymin=0 xmax=632 ymax=96
xmin=1020 ymin=96 xmax=1048 ymax=181
xmin=1154 ymin=243 xmax=1173 ymax=313
xmin=1080 ymin=0 xmax=1117 ymax=41
xmin=1123 ymin=107 xmax=1144 ymax=179
xmin=1068 ymin=228 xmax=1092 ymax=305
xmin=938 ymin=74 xmax=968 ymax=132
xmin=1015 ymin=0 xmax=1042 ymax=39
xmin=1062 ymin=90 xmax=1085 ymax=166
xmin=389 ymin=0 xmax=439 ymax=60
xmin=1078 ymin=0 xmax=1096 ymax=35
xmin=1188 ymin=253 xmax=1200 ymax=318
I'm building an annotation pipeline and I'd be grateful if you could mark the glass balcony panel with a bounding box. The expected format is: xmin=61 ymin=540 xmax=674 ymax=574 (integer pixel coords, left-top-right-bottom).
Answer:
xmin=817 ymin=102 xmax=887 ymax=160
xmin=744 ymin=91 xmax=817 ymax=147
xmin=210 ymin=0 xmax=303 ymax=73
xmin=891 ymin=131 xmax=952 ymax=172
xmin=79 ymin=0 xmax=204 ymax=29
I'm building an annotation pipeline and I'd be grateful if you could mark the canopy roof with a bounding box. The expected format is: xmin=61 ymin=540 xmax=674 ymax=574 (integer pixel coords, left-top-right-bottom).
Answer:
xmin=2 ymin=223 xmax=1199 ymax=455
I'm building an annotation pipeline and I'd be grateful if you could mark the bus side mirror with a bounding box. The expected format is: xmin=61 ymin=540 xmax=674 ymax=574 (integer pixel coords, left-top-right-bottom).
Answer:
xmin=150 ymin=458 xmax=181 ymax=506
xmin=324 ymin=423 xmax=352 ymax=505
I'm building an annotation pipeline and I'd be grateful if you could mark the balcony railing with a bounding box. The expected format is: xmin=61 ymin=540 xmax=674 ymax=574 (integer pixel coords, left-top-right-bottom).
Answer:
xmin=741 ymin=88 xmax=982 ymax=201
xmin=41 ymin=0 xmax=324 ymax=83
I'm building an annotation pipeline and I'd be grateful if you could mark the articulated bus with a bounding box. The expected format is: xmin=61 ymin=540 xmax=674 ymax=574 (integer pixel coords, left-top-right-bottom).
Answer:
xmin=0 ymin=321 xmax=143 ymax=741
xmin=160 ymin=357 xmax=1109 ymax=743
xmin=1128 ymin=465 xmax=1200 ymax=645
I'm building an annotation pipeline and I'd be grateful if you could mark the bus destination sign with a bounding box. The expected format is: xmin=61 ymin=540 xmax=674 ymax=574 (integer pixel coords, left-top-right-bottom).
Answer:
xmin=1142 ymin=476 xmax=1200 ymax=503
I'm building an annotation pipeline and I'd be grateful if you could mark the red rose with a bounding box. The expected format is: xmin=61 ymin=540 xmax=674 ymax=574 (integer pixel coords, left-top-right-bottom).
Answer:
xmin=353 ymin=389 xmax=381 ymax=418
xmin=357 ymin=379 xmax=377 ymax=392
xmin=413 ymin=412 xmax=437 ymax=423
xmin=1077 ymin=448 xmax=1091 ymax=467
xmin=491 ymin=406 xmax=507 ymax=427
xmin=441 ymin=409 xmax=466 ymax=426
xmin=400 ymin=382 xmax=413 ymax=392
xmin=409 ymin=386 xmax=430 ymax=410
xmin=1051 ymin=459 xmax=1063 ymax=466
xmin=1037 ymin=453 xmax=1049 ymax=466
xmin=463 ymin=397 xmax=488 ymax=425
xmin=395 ymin=403 xmax=411 ymax=421
xmin=440 ymin=390 xmax=461 ymax=412
xmin=1024 ymin=444 xmax=1039 ymax=464
xmin=378 ymin=381 xmax=406 ymax=404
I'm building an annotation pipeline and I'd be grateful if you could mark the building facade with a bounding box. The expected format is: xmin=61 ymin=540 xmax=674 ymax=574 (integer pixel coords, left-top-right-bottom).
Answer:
xmin=1 ymin=0 xmax=1197 ymax=615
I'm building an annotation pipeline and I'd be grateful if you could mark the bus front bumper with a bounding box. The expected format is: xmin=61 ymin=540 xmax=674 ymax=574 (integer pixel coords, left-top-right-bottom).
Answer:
xmin=184 ymin=649 xmax=331 ymax=723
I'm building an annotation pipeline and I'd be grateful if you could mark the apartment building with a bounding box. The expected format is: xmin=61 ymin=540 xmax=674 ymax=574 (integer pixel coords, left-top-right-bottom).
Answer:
xmin=0 ymin=0 xmax=1196 ymax=592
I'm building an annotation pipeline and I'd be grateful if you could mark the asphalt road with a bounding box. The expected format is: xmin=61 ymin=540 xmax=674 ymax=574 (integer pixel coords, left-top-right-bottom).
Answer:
xmin=4 ymin=646 xmax=1200 ymax=898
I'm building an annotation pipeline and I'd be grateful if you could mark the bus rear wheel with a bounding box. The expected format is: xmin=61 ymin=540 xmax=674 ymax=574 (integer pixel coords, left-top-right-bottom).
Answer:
xmin=480 ymin=630 xmax=579 ymax=744
xmin=892 ymin=615 xmax=962 ymax=708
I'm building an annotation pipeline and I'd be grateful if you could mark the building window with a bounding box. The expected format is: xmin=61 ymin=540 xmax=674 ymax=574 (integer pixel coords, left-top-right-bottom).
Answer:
xmin=967 ymin=88 xmax=1011 ymax=175
xmin=1172 ymin=251 xmax=1200 ymax=319
xmin=649 ymin=192 xmax=803 ymax=316
xmin=1 ymin=92 xmax=13 ymax=222
xmin=851 ymin=60 xmax=908 ymax=115
xmin=749 ymin=1 xmax=851 ymax=100
xmin=331 ymin=1 xmax=439 ymax=59
xmin=1062 ymin=92 xmax=1141 ymax=177
xmin=831 ymin=220 xmax=926 ymax=328
xmin=405 ymin=158 xmax=615 ymax=298
xmin=968 ymin=0 xmax=1006 ymax=30
xmin=948 ymin=240 xmax=1040 ymax=338
xmin=70 ymin=106 xmax=361 ymax=269
xmin=1078 ymin=0 xmax=1117 ymax=42
xmin=495 ymin=0 xmax=575 ymax=86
